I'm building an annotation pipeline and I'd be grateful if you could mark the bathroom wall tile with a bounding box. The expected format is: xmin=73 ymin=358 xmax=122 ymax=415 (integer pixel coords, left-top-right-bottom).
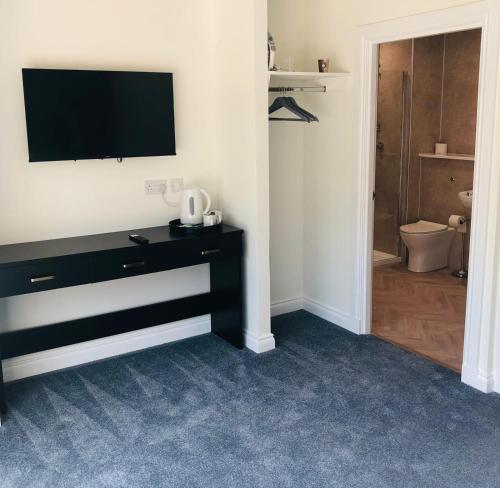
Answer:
xmin=379 ymin=39 xmax=413 ymax=72
xmin=416 ymin=28 xmax=480 ymax=271
xmin=419 ymin=159 xmax=473 ymax=222
xmin=375 ymin=40 xmax=412 ymax=256
xmin=419 ymin=158 xmax=474 ymax=270
xmin=378 ymin=71 xmax=405 ymax=154
xmin=407 ymin=35 xmax=444 ymax=223
xmin=374 ymin=152 xmax=401 ymax=254
xmin=441 ymin=29 xmax=481 ymax=155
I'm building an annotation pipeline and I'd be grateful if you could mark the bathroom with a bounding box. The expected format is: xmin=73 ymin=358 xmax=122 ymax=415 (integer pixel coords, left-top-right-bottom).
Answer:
xmin=371 ymin=29 xmax=480 ymax=373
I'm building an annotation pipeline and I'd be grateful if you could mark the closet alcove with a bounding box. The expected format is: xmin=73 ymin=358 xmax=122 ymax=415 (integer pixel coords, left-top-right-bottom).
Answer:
xmin=268 ymin=0 xmax=352 ymax=323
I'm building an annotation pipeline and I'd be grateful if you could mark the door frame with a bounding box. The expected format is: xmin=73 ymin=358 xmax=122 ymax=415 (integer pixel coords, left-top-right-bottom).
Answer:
xmin=355 ymin=2 xmax=500 ymax=392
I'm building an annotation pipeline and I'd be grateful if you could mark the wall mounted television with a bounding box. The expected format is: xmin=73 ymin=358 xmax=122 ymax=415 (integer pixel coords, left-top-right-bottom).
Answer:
xmin=22 ymin=68 xmax=176 ymax=162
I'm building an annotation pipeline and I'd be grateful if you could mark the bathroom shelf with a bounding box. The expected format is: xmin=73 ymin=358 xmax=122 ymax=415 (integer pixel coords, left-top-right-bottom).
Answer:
xmin=269 ymin=71 xmax=350 ymax=81
xmin=419 ymin=153 xmax=475 ymax=161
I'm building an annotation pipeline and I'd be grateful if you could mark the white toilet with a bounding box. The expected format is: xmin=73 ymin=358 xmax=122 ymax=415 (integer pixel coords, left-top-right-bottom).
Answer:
xmin=400 ymin=220 xmax=455 ymax=272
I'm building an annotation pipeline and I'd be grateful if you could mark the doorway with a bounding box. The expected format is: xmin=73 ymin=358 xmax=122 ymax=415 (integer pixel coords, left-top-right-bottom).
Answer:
xmin=356 ymin=3 xmax=500 ymax=392
xmin=370 ymin=32 xmax=480 ymax=373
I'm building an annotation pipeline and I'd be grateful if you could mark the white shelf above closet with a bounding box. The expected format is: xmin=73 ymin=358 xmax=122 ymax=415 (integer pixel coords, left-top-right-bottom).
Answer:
xmin=419 ymin=153 xmax=475 ymax=162
xmin=269 ymin=71 xmax=350 ymax=82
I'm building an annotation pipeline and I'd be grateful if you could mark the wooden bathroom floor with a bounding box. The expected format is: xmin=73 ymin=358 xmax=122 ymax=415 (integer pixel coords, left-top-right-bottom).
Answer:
xmin=372 ymin=263 xmax=467 ymax=373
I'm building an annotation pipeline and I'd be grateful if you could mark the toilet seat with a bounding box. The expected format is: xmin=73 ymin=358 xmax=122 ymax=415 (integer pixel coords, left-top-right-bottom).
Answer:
xmin=400 ymin=220 xmax=448 ymax=235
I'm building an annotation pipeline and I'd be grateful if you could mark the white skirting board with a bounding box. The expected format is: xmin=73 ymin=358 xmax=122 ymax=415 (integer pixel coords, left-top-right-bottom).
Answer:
xmin=244 ymin=331 xmax=276 ymax=353
xmin=271 ymin=297 xmax=304 ymax=316
xmin=6 ymin=301 xmax=496 ymax=393
xmin=303 ymin=297 xmax=360 ymax=334
xmin=461 ymin=363 xmax=497 ymax=394
xmin=271 ymin=296 xmax=360 ymax=334
xmin=2 ymin=315 xmax=280 ymax=383
xmin=2 ymin=316 xmax=211 ymax=383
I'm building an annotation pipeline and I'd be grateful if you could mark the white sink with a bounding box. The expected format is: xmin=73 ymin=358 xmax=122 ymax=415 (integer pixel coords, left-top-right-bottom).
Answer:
xmin=458 ymin=190 xmax=473 ymax=209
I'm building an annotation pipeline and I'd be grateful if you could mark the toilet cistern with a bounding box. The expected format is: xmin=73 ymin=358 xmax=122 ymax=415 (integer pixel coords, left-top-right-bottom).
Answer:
xmin=458 ymin=190 xmax=473 ymax=209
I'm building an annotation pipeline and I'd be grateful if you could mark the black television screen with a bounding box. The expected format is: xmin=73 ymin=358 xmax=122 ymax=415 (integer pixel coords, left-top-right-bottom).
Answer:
xmin=22 ymin=68 xmax=176 ymax=162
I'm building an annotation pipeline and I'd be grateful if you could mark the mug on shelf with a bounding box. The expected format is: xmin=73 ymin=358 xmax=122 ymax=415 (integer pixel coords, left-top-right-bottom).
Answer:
xmin=318 ymin=58 xmax=330 ymax=73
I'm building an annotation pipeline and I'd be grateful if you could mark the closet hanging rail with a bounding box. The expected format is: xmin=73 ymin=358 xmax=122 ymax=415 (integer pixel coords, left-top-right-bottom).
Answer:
xmin=269 ymin=86 xmax=327 ymax=93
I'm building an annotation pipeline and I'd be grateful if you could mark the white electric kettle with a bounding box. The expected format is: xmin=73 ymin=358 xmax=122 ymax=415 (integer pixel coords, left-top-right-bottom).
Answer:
xmin=180 ymin=188 xmax=211 ymax=225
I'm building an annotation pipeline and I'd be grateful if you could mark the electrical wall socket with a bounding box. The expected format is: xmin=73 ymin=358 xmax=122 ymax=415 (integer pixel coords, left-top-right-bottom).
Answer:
xmin=144 ymin=179 xmax=167 ymax=195
xmin=170 ymin=177 xmax=184 ymax=193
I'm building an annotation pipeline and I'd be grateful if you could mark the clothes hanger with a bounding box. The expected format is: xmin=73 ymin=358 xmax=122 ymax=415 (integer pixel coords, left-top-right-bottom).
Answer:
xmin=269 ymin=88 xmax=318 ymax=122
xmin=285 ymin=97 xmax=318 ymax=122
xmin=268 ymin=92 xmax=312 ymax=122
xmin=283 ymin=96 xmax=318 ymax=122
xmin=269 ymin=98 xmax=309 ymax=122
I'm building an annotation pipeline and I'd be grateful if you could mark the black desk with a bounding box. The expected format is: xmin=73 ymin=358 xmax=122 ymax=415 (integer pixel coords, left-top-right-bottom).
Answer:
xmin=0 ymin=225 xmax=244 ymax=423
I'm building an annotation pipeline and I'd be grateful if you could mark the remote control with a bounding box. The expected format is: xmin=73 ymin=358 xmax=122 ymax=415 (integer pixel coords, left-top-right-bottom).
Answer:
xmin=129 ymin=234 xmax=149 ymax=245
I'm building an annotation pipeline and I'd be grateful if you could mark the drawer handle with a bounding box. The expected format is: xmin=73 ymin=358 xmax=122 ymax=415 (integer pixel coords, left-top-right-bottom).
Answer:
xmin=122 ymin=261 xmax=146 ymax=269
xmin=201 ymin=249 xmax=221 ymax=256
xmin=30 ymin=274 xmax=56 ymax=283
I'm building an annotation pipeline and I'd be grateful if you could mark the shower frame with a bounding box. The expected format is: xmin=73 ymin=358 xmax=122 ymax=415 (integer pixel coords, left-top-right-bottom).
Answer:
xmin=373 ymin=68 xmax=411 ymax=260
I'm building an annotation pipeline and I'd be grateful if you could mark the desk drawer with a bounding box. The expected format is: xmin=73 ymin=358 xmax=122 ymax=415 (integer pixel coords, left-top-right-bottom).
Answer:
xmin=91 ymin=247 xmax=156 ymax=282
xmin=0 ymin=257 xmax=92 ymax=298
xmin=165 ymin=233 xmax=243 ymax=267
xmin=91 ymin=233 xmax=243 ymax=282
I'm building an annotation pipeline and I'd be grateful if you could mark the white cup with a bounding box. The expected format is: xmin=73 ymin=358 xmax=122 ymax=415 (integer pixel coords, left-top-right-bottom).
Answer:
xmin=203 ymin=213 xmax=217 ymax=226
xmin=203 ymin=210 xmax=223 ymax=227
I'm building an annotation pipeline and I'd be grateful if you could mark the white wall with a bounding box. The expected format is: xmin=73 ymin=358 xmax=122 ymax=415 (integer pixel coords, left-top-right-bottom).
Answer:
xmin=269 ymin=121 xmax=304 ymax=306
xmin=213 ymin=0 xmax=274 ymax=352
xmin=268 ymin=0 xmax=357 ymax=328
xmin=0 ymin=0 xmax=217 ymax=331
xmin=268 ymin=1 xmax=306 ymax=309
xmin=490 ymin=47 xmax=500 ymax=393
xmin=0 ymin=0 xmax=274 ymax=378
xmin=303 ymin=0 xmax=488 ymax=328
xmin=268 ymin=0 xmax=307 ymax=71
xmin=0 ymin=0 xmax=219 ymax=245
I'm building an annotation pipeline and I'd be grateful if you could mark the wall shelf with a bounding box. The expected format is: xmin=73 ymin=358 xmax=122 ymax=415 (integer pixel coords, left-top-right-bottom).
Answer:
xmin=269 ymin=71 xmax=350 ymax=82
xmin=419 ymin=153 xmax=475 ymax=162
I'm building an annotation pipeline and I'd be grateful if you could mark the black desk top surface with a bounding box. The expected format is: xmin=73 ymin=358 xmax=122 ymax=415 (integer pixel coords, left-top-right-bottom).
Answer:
xmin=0 ymin=225 xmax=242 ymax=267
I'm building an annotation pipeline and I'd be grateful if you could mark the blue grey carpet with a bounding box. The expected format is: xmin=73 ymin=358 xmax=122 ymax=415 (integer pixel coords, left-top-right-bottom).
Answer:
xmin=1 ymin=310 xmax=499 ymax=487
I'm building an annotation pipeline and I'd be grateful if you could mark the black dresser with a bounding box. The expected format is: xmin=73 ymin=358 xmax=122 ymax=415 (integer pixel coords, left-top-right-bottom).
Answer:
xmin=0 ymin=225 xmax=244 ymax=423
